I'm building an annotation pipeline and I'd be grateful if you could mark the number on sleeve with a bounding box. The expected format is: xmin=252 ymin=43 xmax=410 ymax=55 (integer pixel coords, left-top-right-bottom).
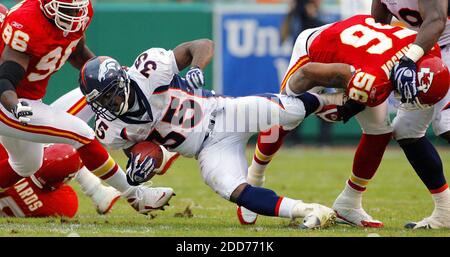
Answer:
xmin=348 ymin=72 xmax=376 ymax=103
xmin=2 ymin=24 xmax=29 ymax=52
xmin=134 ymin=52 xmax=157 ymax=78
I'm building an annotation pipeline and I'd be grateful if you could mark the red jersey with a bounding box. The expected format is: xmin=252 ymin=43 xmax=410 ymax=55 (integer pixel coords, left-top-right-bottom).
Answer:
xmin=0 ymin=143 xmax=81 ymax=218
xmin=308 ymin=15 xmax=441 ymax=107
xmin=0 ymin=178 xmax=78 ymax=218
xmin=0 ymin=0 xmax=93 ymax=100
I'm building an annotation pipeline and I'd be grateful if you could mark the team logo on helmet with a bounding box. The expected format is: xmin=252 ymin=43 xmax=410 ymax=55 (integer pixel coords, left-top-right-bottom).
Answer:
xmin=417 ymin=68 xmax=434 ymax=93
xmin=98 ymin=59 xmax=120 ymax=82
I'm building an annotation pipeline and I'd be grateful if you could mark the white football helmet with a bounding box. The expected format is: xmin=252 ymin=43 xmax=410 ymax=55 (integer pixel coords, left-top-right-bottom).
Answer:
xmin=40 ymin=0 xmax=90 ymax=33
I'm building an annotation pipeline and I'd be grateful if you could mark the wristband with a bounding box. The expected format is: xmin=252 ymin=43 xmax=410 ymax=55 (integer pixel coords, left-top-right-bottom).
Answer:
xmin=405 ymin=44 xmax=425 ymax=63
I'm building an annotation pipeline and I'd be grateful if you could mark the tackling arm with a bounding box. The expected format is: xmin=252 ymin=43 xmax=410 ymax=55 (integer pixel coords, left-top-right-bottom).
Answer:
xmin=68 ymin=36 xmax=95 ymax=70
xmin=172 ymin=39 xmax=214 ymax=71
xmin=287 ymin=62 xmax=353 ymax=95
xmin=0 ymin=45 xmax=28 ymax=112
xmin=287 ymin=62 xmax=365 ymax=122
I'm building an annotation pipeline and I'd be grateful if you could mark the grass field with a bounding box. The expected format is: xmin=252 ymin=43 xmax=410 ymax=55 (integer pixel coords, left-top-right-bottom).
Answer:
xmin=1 ymin=145 xmax=450 ymax=237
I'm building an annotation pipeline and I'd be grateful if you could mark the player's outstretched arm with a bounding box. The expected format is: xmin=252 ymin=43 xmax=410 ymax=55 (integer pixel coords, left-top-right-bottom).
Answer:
xmin=173 ymin=39 xmax=214 ymax=89
xmin=371 ymin=0 xmax=393 ymax=24
xmin=68 ymin=36 xmax=95 ymax=70
xmin=286 ymin=62 xmax=353 ymax=95
xmin=172 ymin=39 xmax=214 ymax=71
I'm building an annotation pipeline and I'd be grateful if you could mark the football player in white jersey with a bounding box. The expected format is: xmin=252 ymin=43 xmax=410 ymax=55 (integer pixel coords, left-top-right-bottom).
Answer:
xmin=331 ymin=0 xmax=450 ymax=229
xmin=76 ymin=39 xmax=338 ymax=229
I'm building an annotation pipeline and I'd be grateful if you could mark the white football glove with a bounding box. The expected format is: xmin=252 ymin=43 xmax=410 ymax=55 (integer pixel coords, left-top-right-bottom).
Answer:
xmin=12 ymin=101 xmax=33 ymax=125
xmin=185 ymin=66 xmax=205 ymax=89
xmin=126 ymin=153 xmax=156 ymax=186
xmin=315 ymin=104 xmax=342 ymax=123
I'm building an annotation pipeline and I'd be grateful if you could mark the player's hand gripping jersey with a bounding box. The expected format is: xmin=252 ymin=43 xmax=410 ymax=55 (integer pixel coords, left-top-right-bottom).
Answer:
xmin=96 ymin=48 xmax=219 ymax=158
xmin=0 ymin=0 xmax=93 ymax=100
xmin=308 ymin=15 xmax=441 ymax=107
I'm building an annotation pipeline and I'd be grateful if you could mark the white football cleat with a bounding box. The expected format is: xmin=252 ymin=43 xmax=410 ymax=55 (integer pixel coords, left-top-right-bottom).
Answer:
xmin=299 ymin=204 xmax=336 ymax=229
xmin=333 ymin=206 xmax=383 ymax=228
xmin=123 ymin=186 xmax=175 ymax=215
xmin=405 ymin=210 xmax=450 ymax=229
xmin=91 ymin=185 xmax=121 ymax=215
xmin=237 ymin=206 xmax=258 ymax=225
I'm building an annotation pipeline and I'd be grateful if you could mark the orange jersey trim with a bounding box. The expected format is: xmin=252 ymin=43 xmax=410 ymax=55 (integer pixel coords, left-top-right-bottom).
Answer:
xmin=279 ymin=55 xmax=310 ymax=92
xmin=67 ymin=97 xmax=87 ymax=116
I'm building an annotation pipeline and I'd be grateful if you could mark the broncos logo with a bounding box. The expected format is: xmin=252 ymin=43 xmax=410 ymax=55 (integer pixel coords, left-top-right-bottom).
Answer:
xmin=98 ymin=59 xmax=120 ymax=82
xmin=417 ymin=68 xmax=434 ymax=93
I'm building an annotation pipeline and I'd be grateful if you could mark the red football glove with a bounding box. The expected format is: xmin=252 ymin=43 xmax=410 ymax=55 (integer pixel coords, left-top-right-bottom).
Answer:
xmin=315 ymin=104 xmax=342 ymax=123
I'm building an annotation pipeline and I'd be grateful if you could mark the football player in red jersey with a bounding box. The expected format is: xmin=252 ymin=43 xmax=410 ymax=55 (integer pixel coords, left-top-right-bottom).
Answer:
xmin=328 ymin=0 xmax=450 ymax=230
xmin=0 ymin=2 xmax=123 ymax=216
xmin=241 ymin=15 xmax=450 ymax=228
xmin=0 ymin=0 xmax=174 ymax=215
xmin=320 ymin=0 xmax=450 ymax=229
xmin=0 ymin=141 xmax=179 ymax=218
xmin=0 ymin=144 xmax=83 ymax=218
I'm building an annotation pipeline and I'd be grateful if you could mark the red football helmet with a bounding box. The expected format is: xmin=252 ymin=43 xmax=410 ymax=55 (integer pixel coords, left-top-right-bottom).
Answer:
xmin=415 ymin=54 xmax=450 ymax=108
xmin=0 ymin=3 xmax=8 ymax=27
xmin=39 ymin=0 xmax=90 ymax=33
xmin=32 ymin=144 xmax=83 ymax=190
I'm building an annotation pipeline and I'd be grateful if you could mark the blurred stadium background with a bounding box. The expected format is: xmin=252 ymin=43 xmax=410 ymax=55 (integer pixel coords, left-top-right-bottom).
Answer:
xmin=3 ymin=0 xmax=406 ymax=146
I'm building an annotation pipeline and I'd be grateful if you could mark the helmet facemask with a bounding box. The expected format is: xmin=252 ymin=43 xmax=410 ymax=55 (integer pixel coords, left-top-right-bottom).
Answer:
xmin=88 ymin=70 xmax=131 ymax=121
xmin=41 ymin=0 xmax=89 ymax=33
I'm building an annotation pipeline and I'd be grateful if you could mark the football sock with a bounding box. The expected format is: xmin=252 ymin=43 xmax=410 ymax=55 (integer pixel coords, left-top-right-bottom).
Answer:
xmin=77 ymin=139 xmax=131 ymax=193
xmin=296 ymin=92 xmax=321 ymax=117
xmin=347 ymin=133 xmax=392 ymax=192
xmin=236 ymin=184 xmax=296 ymax=217
xmin=399 ymin=136 xmax=447 ymax=192
xmin=0 ymin=160 xmax=22 ymax=192
xmin=335 ymin=183 xmax=363 ymax=209
xmin=248 ymin=127 xmax=290 ymax=186
xmin=75 ymin=166 xmax=102 ymax=196
xmin=432 ymin=188 xmax=450 ymax=210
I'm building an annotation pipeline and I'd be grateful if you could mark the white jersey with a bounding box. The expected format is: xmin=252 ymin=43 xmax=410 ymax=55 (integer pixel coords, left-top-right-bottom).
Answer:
xmin=381 ymin=0 xmax=450 ymax=47
xmin=96 ymin=48 xmax=220 ymax=158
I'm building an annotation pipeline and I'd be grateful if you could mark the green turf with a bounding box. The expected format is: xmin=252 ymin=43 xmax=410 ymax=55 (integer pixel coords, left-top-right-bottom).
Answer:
xmin=1 ymin=146 xmax=450 ymax=237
